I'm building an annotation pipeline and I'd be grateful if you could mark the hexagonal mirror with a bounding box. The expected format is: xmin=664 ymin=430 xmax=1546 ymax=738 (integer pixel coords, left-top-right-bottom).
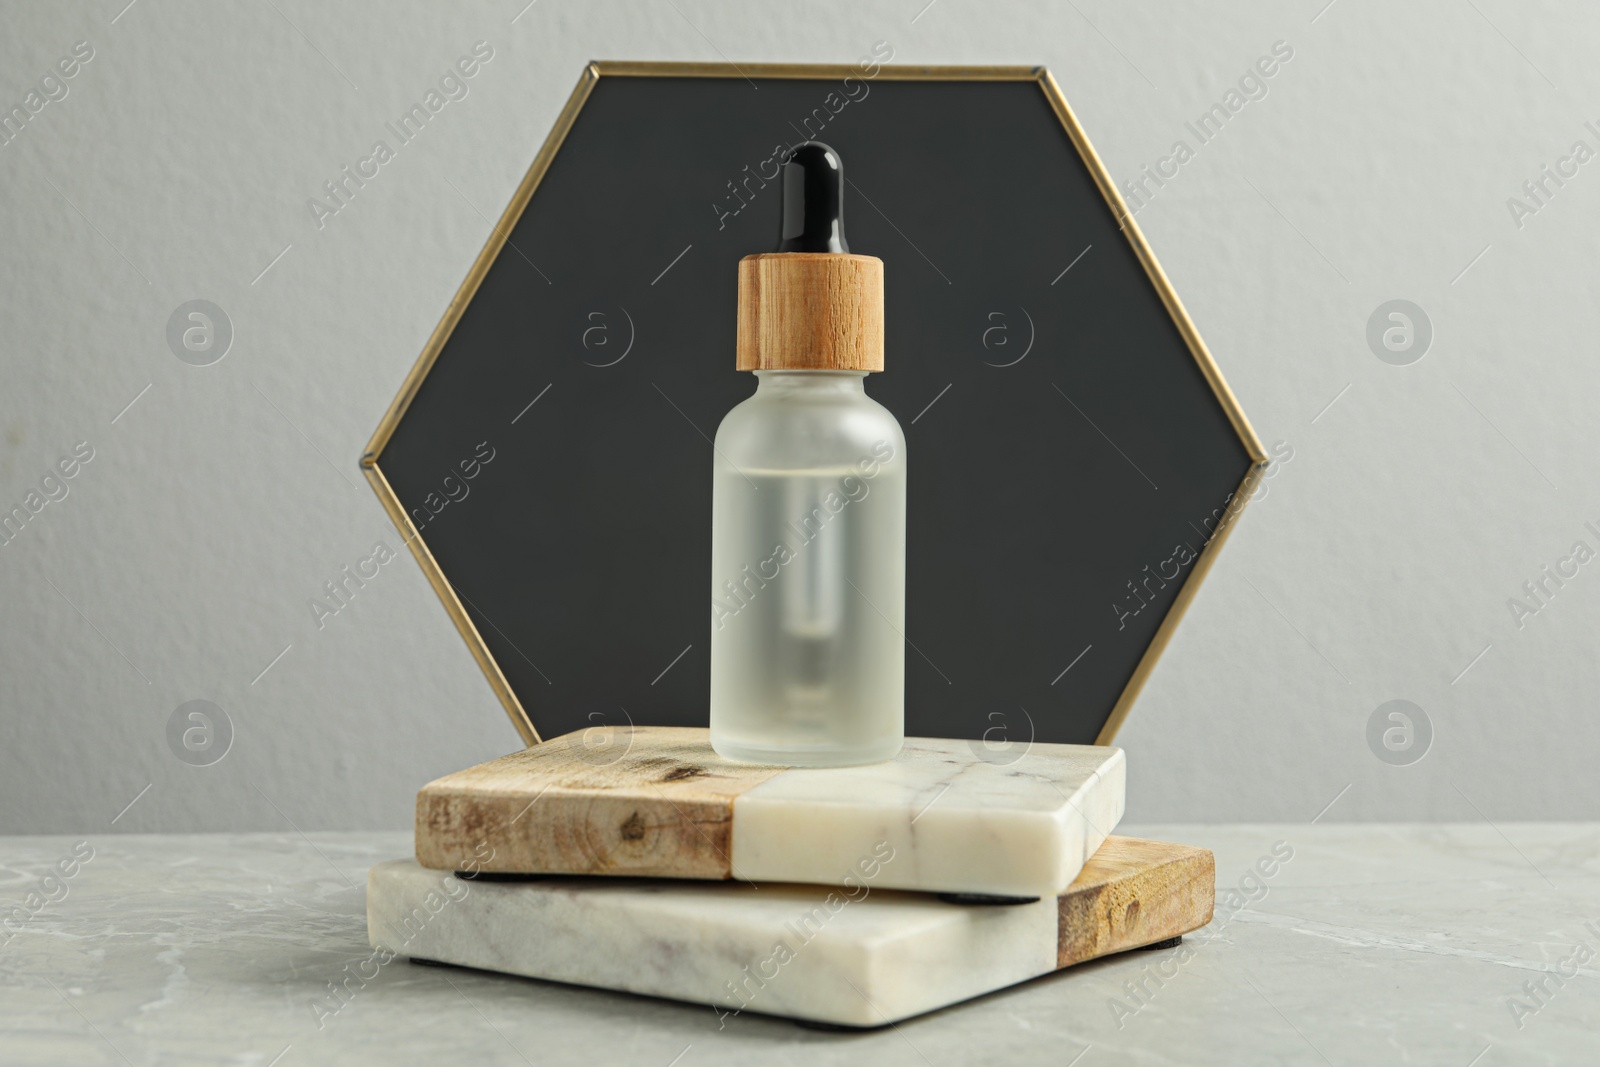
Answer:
xmin=363 ymin=61 xmax=1266 ymax=748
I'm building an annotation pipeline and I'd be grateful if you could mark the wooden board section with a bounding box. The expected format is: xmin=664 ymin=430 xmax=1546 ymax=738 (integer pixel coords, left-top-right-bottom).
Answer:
xmin=368 ymin=835 xmax=1213 ymax=1027
xmin=1056 ymin=836 xmax=1215 ymax=966
xmin=415 ymin=725 xmax=1127 ymax=897
xmin=415 ymin=726 xmax=783 ymax=880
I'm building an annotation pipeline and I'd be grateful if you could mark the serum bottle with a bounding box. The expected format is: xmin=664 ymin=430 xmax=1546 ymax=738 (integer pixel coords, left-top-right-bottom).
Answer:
xmin=709 ymin=141 xmax=906 ymax=767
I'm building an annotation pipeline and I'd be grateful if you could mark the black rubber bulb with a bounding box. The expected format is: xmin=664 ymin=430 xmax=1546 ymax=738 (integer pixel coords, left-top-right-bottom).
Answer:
xmin=777 ymin=141 xmax=849 ymax=253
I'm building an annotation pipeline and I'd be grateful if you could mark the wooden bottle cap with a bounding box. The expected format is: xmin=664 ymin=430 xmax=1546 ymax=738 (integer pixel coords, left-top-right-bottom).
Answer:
xmin=736 ymin=252 xmax=884 ymax=371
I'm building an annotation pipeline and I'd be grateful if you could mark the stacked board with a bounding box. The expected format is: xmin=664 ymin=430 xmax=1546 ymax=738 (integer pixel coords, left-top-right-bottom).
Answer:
xmin=414 ymin=726 xmax=1126 ymax=898
xmin=370 ymin=836 xmax=1213 ymax=1027
xmin=368 ymin=727 xmax=1215 ymax=1026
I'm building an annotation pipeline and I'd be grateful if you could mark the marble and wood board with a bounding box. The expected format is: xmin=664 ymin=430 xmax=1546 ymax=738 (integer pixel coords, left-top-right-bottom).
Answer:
xmin=415 ymin=726 xmax=1126 ymax=898
xmin=369 ymin=835 xmax=1213 ymax=1027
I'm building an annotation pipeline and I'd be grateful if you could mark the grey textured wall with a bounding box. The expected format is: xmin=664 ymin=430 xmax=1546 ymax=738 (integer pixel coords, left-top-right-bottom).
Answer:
xmin=3 ymin=0 xmax=1595 ymax=832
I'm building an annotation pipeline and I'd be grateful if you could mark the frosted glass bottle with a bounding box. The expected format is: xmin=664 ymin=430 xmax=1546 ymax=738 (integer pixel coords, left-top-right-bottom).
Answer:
xmin=709 ymin=370 xmax=906 ymax=765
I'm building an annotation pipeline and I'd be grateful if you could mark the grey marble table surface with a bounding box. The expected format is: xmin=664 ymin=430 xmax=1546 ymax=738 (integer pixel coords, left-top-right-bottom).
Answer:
xmin=2 ymin=825 xmax=1596 ymax=1066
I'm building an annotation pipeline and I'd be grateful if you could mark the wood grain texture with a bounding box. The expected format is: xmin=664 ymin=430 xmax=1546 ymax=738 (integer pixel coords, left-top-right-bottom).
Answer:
xmin=736 ymin=253 xmax=884 ymax=370
xmin=1055 ymin=836 xmax=1214 ymax=967
xmin=415 ymin=726 xmax=783 ymax=879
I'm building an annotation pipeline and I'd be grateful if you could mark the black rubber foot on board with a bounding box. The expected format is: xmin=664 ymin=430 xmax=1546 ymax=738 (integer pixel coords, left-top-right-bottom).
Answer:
xmin=1139 ymin=936 xmax=1183 ymax=950
xmin=453 ymin=871 xmax=547 ymax=883
xmin=793 ymin=1018 xmax=884 ymax=1032
xmin=936 ymin=892 xmax=1041 ymax=906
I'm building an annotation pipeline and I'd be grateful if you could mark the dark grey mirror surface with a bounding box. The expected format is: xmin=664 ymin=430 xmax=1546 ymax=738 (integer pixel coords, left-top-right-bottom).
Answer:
xmin=377 ymin=71 xmax=1258 ymax=747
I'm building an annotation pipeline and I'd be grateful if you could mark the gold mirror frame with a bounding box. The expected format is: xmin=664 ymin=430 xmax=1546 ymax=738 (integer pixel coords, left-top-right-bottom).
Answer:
xmin=361 ymin=61 xmax=1268 ymax=749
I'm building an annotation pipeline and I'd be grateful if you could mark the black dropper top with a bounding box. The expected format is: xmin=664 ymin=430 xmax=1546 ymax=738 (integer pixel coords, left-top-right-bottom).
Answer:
xmin=777 ymin=141 xmax=849 ymax=253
